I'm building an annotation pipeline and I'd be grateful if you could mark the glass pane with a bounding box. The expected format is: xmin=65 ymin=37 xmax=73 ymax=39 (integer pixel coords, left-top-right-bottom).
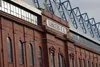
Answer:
xmin=72 ymin=58 xmax=74 ymax=67
xmin=34 ymin=16 xmax=37 ymax=25
xmin=7 ymin=3 xmax=10 ymax=14
xmin=26 ymin=12 xmax=28 ymax=21
xmin=78 ymin=58 xmax=81 ymax=67
xmin=96 ymin=63 xmax=98 ymax=67
xmin=88 ymin=61 xmax=90 ymax=67
xmin=29 ymin=44 xmax=34 ymax=65
xmin=83 ymin=60 xmax=86 ymax=67
xmin=92 ymin=62 xmax=94 ymax=67
xmin=28 ymin=13 xmax=31 ymax=22
xmin=13 ymin=6 xmax=16 ymax=16
xmin=18 ymin=41 xmax=24 ymax=64
xmin=31 ymin=15 xmax=34 ymax=23
xmin=11 ymin=4 xmax=14 ymax=15
xmin=21 ymin=10 xmax=24 ymax=19
xmin=4 ymin=2 xmax=8 ymax=12
xmin=7 ymin=37 xmax=13 ymax=62
xmin=58 ymin=54 xmax=60 ymax=67
xmin=15 ymin=6 xmax=17 ymax=16
xmin=58 ymin=54 xmax=64 ymax=67
xmin=18 ymin=8 xmax=21 ymax=18
xmin=38 ymin=47 xmax=42 ymax=67
xmin=51 ymin=52 xmax=55 ymax=67
xmin=2 ymin=1 xmax=4 ymax=11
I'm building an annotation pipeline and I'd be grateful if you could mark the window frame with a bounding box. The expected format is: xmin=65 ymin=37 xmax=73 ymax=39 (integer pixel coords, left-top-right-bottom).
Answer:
xmin=58 ymin=53 xmax=65 ymax=67
xmin=7 ymin=37 xmax=13 ymax=62
xmin=29 ymin=44 xmax=34 ymax=66
xmin=88 ymin=60 xmax=90 ymax=67
xmin=51 ymin=51 xmax=55 ymax=67
xmin=78 ymin=58 xmax=81 ymax=67
xmin=83 ymin=59 xmax=86 ymax=67
xmin=18 ymin=40 xmax=24 ymax=64
xmin=38 ymin=46 xmax=42 ymax=67
xmin=72 ymin=58 xmax=74 ymax=67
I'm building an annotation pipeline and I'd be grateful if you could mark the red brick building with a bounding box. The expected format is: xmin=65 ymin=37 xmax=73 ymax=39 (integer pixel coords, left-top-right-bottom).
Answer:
xmin=0 ymin=0 xmax=100 ymax=67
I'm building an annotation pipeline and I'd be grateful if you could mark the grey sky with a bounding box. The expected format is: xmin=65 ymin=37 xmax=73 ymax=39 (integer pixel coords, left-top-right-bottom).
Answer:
xmin=69 ymin=0 xmax=100 ymax=22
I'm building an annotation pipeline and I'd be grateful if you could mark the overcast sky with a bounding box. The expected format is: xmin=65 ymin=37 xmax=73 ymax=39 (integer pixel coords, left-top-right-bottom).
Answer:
xmin=69 ymin=0 xmax=100 ymax=22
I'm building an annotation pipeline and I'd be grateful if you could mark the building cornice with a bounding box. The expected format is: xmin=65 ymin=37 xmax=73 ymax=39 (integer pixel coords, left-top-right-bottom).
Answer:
xmin=0 ymin=10 xmax=43 ymax=32
xmin=41 ymin=9 xmax=69 ymax=28
xmin=0 ymin=10 xmax=68 ymax=42
xmin=67 ymin=38 xmax=100 ymax=55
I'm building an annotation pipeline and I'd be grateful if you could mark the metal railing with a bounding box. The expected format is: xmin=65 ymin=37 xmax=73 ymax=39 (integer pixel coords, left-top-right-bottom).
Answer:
xmin=0 ymin=0 xmax=38 ymax=25
xmin=32 ymin=0 xmax=100 ymax=45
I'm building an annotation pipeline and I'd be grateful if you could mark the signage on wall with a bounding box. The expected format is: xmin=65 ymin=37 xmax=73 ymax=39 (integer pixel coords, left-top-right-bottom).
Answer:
xmin=47 ymin=19 xmax=67 ymax=34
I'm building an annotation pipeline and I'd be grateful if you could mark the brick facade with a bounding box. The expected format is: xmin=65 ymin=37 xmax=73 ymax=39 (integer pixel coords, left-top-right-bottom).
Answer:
xmin=0 ymin=7 xmax=100 ymax=67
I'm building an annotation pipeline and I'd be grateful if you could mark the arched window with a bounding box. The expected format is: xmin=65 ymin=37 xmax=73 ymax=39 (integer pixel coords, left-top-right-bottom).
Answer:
xmin=18 ymin=40 xmax=24 ymax=64
xmin=7 ymin=37 xmax=13 ymax=62
xmin=92 ymin=62 xmax=94 ymax=67
xmin=88 ymin=60 xmax=90 ymax=67
xmin=38 ymin=47 xmax=42 ymax=67
xmin=78 ymin=58 xmax=81 ymax=67
xmin=83 ymin=59 xmax=86 ymax=67
xmin=49 ymin=46 xmax=55 ymax=67
xmin=58 ymin=53 xmax=64 ymax=67
xmin=70 ymin=53 xmax=74 ymax=67
xmin=29 ymin=44 xmax=34 ymax=66
xmin=51 ymin=52 xmax=55 ymax=67
xmin=72 ymin=58 xmax=74 ymax=67
xmin=58 ymin=53 xmax=60 ymax=67
xmin=96 ymin=63 xmax=98 ymax=67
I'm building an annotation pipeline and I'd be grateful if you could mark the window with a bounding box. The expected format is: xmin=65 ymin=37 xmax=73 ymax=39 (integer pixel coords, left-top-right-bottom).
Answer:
xmin=92 ymin=62 xmax=94 ymax=67
xmin=7 ymin=37 xmax=13 ymax=62
xmin=96 ymin=63 xmax=98 ymax=67
xmin=64 ymin=60 xmax=66 ymax=67
xmin=38 ymin=47 xmax=42 ymax=67
xmin=58 ymin=53 xmax=64 ymax=67
xmin=83 ymin=60 xmax=86 ymax=67
xmin=18 ymin=41 xmax=24 ymax=64
xmin=58 ymin=53 xmax=60 ymax=67
xmin=78 ymin=58 xmax=81 ymax=67
xmin=70 ymin=53 xmax=74 ymax=67
xmin=72 ymin=58 xmax=74 ymax=67
xmin=51 ymin=52 xmax=55 ymax=67
xmin=88 ymin=60 xmax=90 ymax=67
xmin=29 ymin=44 xmax=34 ymax=66
xmin=11 ymin=4 xmax=14 ymax=15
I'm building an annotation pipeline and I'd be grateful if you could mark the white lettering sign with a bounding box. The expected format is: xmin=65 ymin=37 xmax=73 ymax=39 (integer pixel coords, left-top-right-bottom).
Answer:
xmin=47 ymin=19 xmax=67 ymax=34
